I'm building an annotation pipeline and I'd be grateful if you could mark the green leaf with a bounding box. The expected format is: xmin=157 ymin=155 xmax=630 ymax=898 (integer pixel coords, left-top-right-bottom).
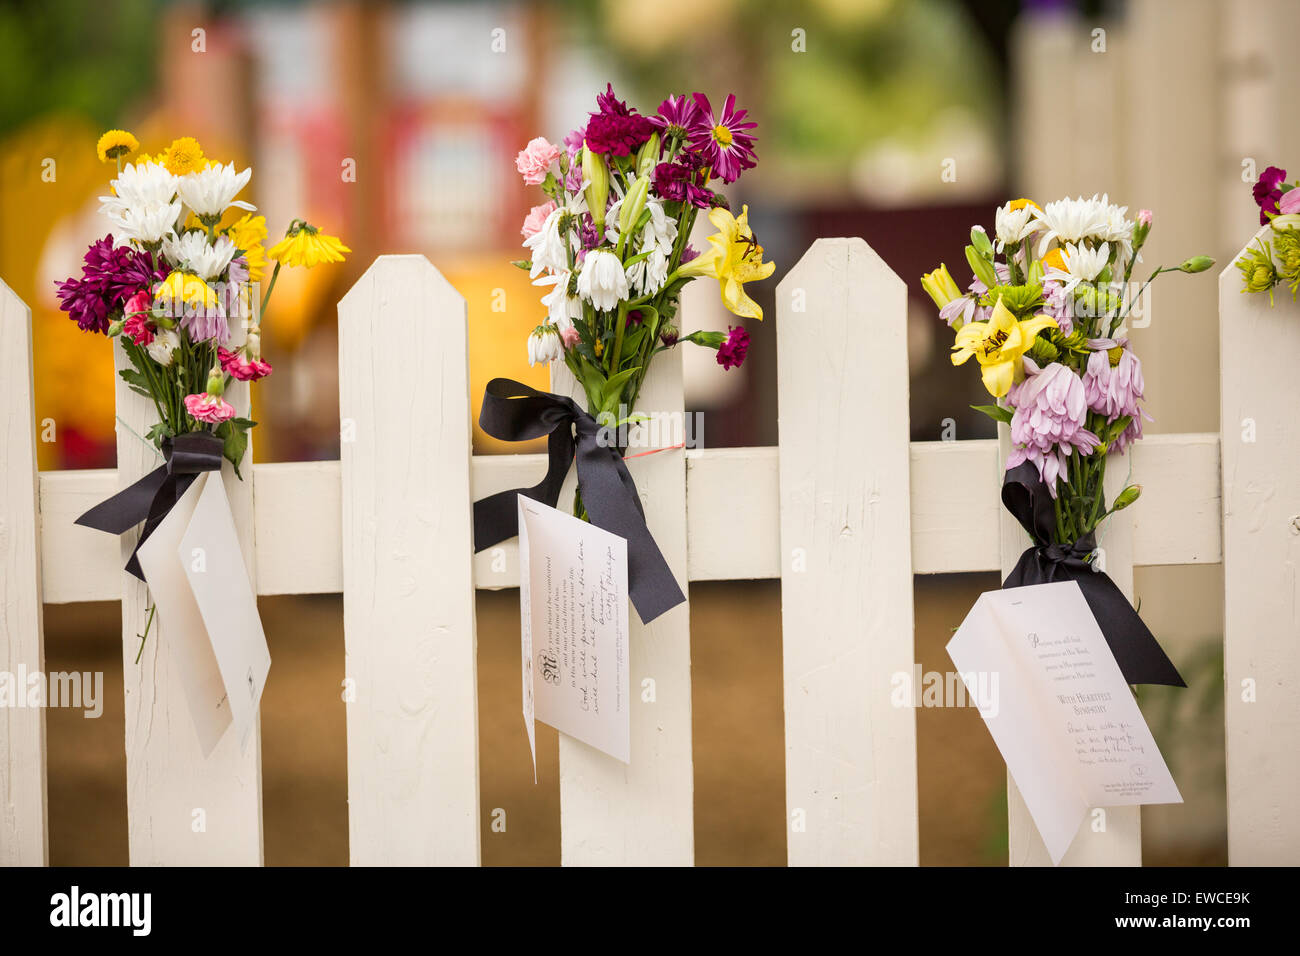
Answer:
xmin=599 ymin=366 xmax=640 ymax=415
xmin=971 ymin=404 xmax=1013 ymax=425
xmin=217 ymin=420 xmax=249 ymax=479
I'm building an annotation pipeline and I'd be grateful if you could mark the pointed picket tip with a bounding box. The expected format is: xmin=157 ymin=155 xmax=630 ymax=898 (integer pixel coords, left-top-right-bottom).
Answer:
xmin=337 ymin=253 xmax=466 ymax=321
xmin=776 ymin=236 xmax=906 ymax=301
xmin=1218 ymin=223 xmax=1272 ymax=287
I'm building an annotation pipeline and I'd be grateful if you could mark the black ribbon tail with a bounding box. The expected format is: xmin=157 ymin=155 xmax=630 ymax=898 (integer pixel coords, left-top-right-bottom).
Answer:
xmin=473 ymin=377 xmax=686 ymax=625
xmin=1000 ymin=462 xmax=1185 ymax=688
xmin=74 ymin=432 xmax=225 ymax=583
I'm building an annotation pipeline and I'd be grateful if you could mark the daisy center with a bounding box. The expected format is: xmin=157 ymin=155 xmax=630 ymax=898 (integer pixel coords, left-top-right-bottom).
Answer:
xmin=712 ymin=125 xmax=733 ymax=147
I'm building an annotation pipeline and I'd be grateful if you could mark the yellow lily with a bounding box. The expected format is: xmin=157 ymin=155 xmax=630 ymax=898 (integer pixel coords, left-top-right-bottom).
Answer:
xmin=920 ymin=263 xmax=962 ymax=310
xmin=680 ymin=204 xmax=775 ymax=320
xmin=951 ymin=297 xmax=1056 ymax=397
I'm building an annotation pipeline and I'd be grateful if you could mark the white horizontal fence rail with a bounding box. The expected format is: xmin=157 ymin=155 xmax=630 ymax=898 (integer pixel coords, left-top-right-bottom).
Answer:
xmin=1220 ymin=226 xmax=1300 ymax=866
xmin=3 ymin=233 xmax=1279 ymax=867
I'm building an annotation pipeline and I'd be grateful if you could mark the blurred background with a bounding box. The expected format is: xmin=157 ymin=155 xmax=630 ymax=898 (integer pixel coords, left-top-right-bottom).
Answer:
xmin=8 ymin=0 xmax=1290 ymax=865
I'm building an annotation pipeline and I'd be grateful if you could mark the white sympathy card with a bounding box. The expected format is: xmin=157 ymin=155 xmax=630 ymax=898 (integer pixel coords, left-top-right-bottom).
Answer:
xmin=136 ymin=472 xmax=271 ymax=756
xmin=946 ymin=580 xmax=1181 ymax=864
xmin=517 ymin=495 xmax=630 ymax=777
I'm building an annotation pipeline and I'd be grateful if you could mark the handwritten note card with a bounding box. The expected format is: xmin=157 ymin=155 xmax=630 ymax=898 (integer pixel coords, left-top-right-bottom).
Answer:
xmin=136 ymin=472 xmax=270 ymax=757
xmin=947 ymin=580 xmax=1181 ymax=864
xmin=517 ymin=496 xmax=630 ymax=778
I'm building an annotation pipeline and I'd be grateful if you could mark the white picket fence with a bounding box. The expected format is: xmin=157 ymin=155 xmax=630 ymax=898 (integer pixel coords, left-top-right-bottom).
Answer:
xmin=1 ymin=233 xmax=1296 ymax=867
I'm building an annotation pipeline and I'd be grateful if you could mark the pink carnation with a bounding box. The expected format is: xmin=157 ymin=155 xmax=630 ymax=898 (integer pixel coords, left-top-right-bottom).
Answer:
xmin=560 ymin=324 xmax=580 ymax=348
xmin=218 ymin=346 xmax=273 ymax=382
xmin=123 ymin=314 xmax=154 ymax=345
xmin=515 ymin=137 xmax=560 ymax=186
xmin=184 ymin=393 xmax=236 ymax=424
xmin=521 ymin=201 xmax=557 ymax=239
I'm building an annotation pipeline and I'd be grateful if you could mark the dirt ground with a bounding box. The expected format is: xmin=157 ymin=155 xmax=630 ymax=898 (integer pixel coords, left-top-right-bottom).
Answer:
xmin=42 ymin=575 xmax=1225 ymax=866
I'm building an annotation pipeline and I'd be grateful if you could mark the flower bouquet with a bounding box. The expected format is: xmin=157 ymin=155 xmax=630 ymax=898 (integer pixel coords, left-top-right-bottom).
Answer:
xmin=474 ymin=87 xmax=775 ymax=624
xmin=922 ymin=195 xmax=1213 ymax=686
xmin=62 ymin=131 xmax=347 ymax=660
xmin=1239 ymin=164 xmax=1300 ymax=303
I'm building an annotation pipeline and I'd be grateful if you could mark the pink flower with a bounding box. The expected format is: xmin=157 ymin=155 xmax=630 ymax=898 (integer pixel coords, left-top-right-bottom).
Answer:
xmin=1281 ymin=189 xmax=1300 ymax=215
xmin=184 ymin=392 xmax=236 ymax=424
xmin=1137 ymin=209 xmax=1153 ymax=226
xmin=521 ymin=201 xmax=557 ymax=239
xmin=1082 ymin=346 xmax=1144 ymax=420
xmin=218 ymin=346 xmax=273 ymax=382
xmin=124 ymin=290 xmax=152 ymax=315
xmin=716 ymin=325 xmax=750 ymax=370
xmin=123 ymin=313 xmax=154 ymax=346
xmin=1005 ymin=360 xmax=1100 ymax=496
xmin=515 ymin=137 xmax=560 ymax=186
xmin=560 ymin=325 xmax=580 ymax=348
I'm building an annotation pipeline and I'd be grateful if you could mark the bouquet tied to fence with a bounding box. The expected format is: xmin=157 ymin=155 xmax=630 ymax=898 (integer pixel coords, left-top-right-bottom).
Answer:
xmin=59 ymin=130 xmax=348 ymax=656
xmin=1240 ymin=164 xmax=1300 ymax=304
xmin=474 ymin=85 xmax=776 ymax=623
xmin=922 ymin=195 xmax=1213 ymax=686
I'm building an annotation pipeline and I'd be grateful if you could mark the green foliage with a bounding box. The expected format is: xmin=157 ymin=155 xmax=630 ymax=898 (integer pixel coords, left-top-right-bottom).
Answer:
xmin=0 ymin=0 xmax=160 ymax=137
xmin=215 ymin=417 xmax=256 ymax=478
xmin=971 ymin=403 xmax=1012 ymax=425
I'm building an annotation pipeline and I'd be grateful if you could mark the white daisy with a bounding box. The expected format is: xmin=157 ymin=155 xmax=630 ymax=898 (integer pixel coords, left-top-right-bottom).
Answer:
xmin=533 ymin=270 xmax=580 ymax=333
xmin=146 ymin=329 xmax=180 ymax=367
xmin=100 ymin=160 xmax=182 ymax=243
xmin=522 ymin=206 xmax=568 ymax=279
xmin=1045 ymin=241 xmax=1110 ymax=292
xmin=177 ymin=162 xmax=255 ymax=219
xmin=163 ymin=231 xmax=237 ymax=280
xmin=1032 ymin=194 xmax=1111 ymax=256
xmin=526 ymin=324 xmax=563 ymax=367
xmin=994 ymin=201 xmax=1043 ymax=251
xmin=576 ymin=249 xmax=630 ymax=312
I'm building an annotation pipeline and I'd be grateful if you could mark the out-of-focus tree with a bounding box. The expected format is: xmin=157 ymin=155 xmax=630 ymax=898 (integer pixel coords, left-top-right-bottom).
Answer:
xmin=0 ymin=0 xmax=160 ymax=137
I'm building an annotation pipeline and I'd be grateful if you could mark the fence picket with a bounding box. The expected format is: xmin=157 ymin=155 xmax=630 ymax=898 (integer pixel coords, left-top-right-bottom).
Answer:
xmin=0 ymin=279 xmax=48 ymax=866
xmin=1220 ymin=229 xmax=1300 ymax=865
xmin=550 ymin=348 xmax=695 ymax=865
xmin=117 ymin=298 xmax=262 ymax=865
xmin=998 ymin=426 xmax=1143 ymax=866
xmin=778 ymin=238 xmax=919 ymax=865
xmin=338 ymin=255 xmax=481 ymax=865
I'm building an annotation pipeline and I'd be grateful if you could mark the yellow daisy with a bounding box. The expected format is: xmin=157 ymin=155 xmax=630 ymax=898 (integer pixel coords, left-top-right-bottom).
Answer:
xmin=157 ymin=271 xmax=219 ymax=310
xmin=267 ymin=222 xmax=350 ymax=268
xmin=96 ymin=129 xmax=138 ymax=163
xmin=227 ymin=214 xmax=270 ymax=281
xmin=161 ymin=137 xmax=207 ymax=176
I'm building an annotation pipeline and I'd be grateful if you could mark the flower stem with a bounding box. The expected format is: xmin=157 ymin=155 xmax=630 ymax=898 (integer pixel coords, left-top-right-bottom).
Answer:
xmin=260 ymin=261 xmax=282 ymax=317
xmin=135 ymin=603 xmax=156 ymax=664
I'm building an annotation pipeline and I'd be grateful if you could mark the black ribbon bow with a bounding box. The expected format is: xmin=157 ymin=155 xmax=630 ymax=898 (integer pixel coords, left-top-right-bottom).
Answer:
xmin=75 ymin=431 xmax=225 ymax=582
xmin=472 ymin=377 xmax=686 ymax=625
xmin=1001 ymin=461 xmax=1184 ymax=687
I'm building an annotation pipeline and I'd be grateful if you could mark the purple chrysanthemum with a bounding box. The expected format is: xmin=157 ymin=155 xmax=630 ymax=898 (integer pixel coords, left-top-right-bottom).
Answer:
xmin=1254 ymin=165 xmax=1287 ymax=225
xmin=56 ymin=235 xmax=167 ymax=334
xmin=652 ymin=159 xmax=712 ymax=208
xmin=584 ymin=83 xmax=656 ymax=158
xmin=687 ymin=93 xmax=757 ymax=184
xmin=650 ymin=93 xmax=702 ymax=138
xmin=717 ymin=325 xmax=750 ymax=370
